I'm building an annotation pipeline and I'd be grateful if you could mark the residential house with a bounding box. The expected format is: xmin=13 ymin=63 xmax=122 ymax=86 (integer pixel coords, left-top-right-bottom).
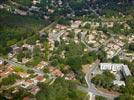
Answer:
xmin=18 ymin=72 xmax=30 ymax=78
xmin=29 ymin=6 xmax=40 ymax=12
xmin=55 ymin=24 xmax=67 ymax=30
xmin=7 ymin=64 xmax=14 ymax=72
xmin=48 ymin=9 xmax=54 ymax=13
xmin=65 ymin=72 xmax=76 ymax=80
xmin=12 ymin=45 xmax=22 ymax=54
xmin=22 ymin=58 xmax=30 ymax=64
xmin=14 ymin=9 xmax=27 ymax=16
xmin=21 ymin=80 xmax=33 ymax=88
xmin=22 ymin=44 xmax=34 ymax=52
xmin=49 ymin=67 xmax=64 ymax=77
xmin=0 ymin=60 xmax=3 ymax=66
xmin=28 ymin=85 xmax=40 ymax=95
xmin=36 ymin=61 xmax=48 ymax=69
xmin=23 ymin=96 xmax=30 ymax=100
xmin=71 ymin=20 xmax=82 ymax=28
xmin=113 ymin=80 xmax=125 ymax=86
xmin=35 ymin=75 xmax=46 ymax=82
xmin=32 ymin=0 xmax=40 ymax=5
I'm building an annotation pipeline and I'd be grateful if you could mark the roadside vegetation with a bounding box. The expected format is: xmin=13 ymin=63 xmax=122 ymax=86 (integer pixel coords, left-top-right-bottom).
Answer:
xmin=92 ymin=70 xmax=115 ymax=90
xmin=36 ymin=78 xmax=86 ymax=100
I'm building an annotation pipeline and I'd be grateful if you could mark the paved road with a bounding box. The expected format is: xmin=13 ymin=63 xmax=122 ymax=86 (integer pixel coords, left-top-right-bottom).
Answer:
xmin=1 ymin=81 xmax=24 ymax=90
xmin=81 ymin=40 xmax=98 ymax=51
xmin=80 ymin=31 xmax=98 ymax=51
xmin=39 ymin=21 xmax=57 ymax=34
xmin=49 ymin=30 xmax=66 ymax=42
xmin=10 ymin=60 xmax=44 ymax=75
xmin=0 ymin=57 xmax=44 ymax=75
xmin=85 ymin=60 xmax=119 ymax=100
xmin=89 ymin=8 xmax=100 ymax=17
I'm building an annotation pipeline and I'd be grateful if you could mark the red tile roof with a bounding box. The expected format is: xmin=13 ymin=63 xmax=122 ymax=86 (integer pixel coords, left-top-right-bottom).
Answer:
xmin=26 ymin=80 xmax=33 ymax=83
xmin=36 ymin=75 xmax=44 ymax=81
xmin=49 ymin=67 xmax=64 ymax=77
xmin=23 ymin=96 xmax=30 ymax=100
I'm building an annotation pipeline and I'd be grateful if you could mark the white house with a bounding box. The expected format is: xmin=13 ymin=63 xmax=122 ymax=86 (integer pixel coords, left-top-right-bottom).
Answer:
xmin=113 ymin=80 xmax=125 ymax=86
xmin=0 ymin=60 xmax=3 ymax=66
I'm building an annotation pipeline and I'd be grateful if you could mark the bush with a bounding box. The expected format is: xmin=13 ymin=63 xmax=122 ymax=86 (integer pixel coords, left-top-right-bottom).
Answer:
xmin=95 ymin=96 xmax=107 ymax=100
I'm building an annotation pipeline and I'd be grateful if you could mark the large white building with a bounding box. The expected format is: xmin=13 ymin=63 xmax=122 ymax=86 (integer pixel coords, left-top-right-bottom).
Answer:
xmin=122 ymin=65 xmax=132 ymax=78
xmin=100 ymin=63 xmax=132 ymax=78
xmin=112 ymin=64 xmax=123 ymax=72
xmin=100 ymin=63 xmax=123 ymax=72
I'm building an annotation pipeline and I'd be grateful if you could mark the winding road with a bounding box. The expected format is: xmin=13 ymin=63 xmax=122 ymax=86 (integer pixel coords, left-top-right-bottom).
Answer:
xmin=85 ymin=60 xmax=119 ymax=100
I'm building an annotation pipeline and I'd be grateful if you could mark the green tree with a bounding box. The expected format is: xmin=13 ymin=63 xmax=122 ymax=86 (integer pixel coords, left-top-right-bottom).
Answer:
xmin=97 ymin=49 xmax=107 ymax=62
xmin=36 ymin=78 xmax=86 ymax=100
xmin=115 ymin=94 xmax=134 ymax=100
xmin=1 ymin=74 xmax=20 ymax=85
xmin=92 ymin=71 xmax=115 ymax=89
xmin=67 ymin=56 xmax=82 ymax=73
xmin=84 ymin=23 xmax=91 ymax=29
xmin=128 ymin=43 xmax=134 ymax=51
xmin=17 ymin=52 xmax=25 ymax=62
xmin=95 ymin=96 xmax=107 ymax=100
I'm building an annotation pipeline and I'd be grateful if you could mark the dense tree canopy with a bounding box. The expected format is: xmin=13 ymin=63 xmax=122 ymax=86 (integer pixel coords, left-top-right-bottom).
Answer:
xmin=0 ymin=10 xmax=45 ymax=55
xmin=95 ymin=96 xmax=107 ymax=100
xmin=92 ymin=70 xmax=115 ymax=89
xmin=1 ymin=73 xmax=21 ymax=85
xmin=36 ymin=78 xmax=86 ymax=100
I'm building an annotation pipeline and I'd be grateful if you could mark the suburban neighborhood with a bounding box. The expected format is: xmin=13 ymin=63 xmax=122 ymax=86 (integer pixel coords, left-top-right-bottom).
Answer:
xmin=0 ymin=0 xmax=134 ymax=100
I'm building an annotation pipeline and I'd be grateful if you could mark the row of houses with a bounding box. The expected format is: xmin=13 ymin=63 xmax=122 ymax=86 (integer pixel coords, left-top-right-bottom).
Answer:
xmin=104 ymin=39 xmax=125 ymax=59
xmin=0 ymin=63 xmax=14 ymax=77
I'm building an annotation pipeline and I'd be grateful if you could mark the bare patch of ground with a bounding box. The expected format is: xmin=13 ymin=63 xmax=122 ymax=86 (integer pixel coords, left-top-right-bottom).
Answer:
xmin=82 ymin=64 xmax=92 ymax=74
xmin=97 ymin=87 xmax=121 ymax=96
